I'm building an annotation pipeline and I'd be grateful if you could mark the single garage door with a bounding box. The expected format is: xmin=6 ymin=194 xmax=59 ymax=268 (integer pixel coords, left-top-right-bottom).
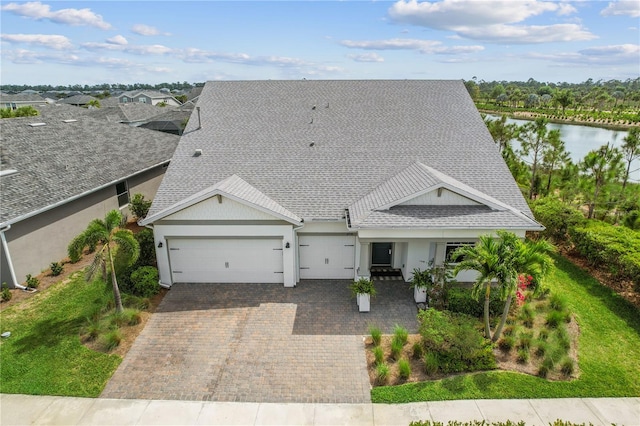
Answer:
xmin=168 ymin=238 xmax=284 ymax=283
xmin=299 ymin=234 xmax=355 ymax=279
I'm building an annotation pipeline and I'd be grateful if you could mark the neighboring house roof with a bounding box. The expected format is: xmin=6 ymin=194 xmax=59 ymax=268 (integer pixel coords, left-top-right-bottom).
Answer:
xmin=0 ymin=114 xmax=180 ymax=226
xmin=86 ymin=103 xmax=168 ymax=124
xmin=138 ymin=108 xmax=192 ymax=135
xmin=1 ymin=93 xmax=47 ymax=104
xmin=145 ymin=80 xmax=539 ymax=230
xmin=58 ymin=94 xmax=97 ymax=106
xmin=98 ymin=97 xmax=120 ymax=107
xmin=119 ymin=90 xmax=180 ymax=103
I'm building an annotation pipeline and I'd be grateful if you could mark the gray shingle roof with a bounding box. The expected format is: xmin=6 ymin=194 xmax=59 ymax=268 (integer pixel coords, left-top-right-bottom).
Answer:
xmin=58 ymin=94 xmax=97 ymax=105
xmin=86 ymin=103 xmax=169 ymax=123
xmin=148 ymin=80 xmax=537 ymax=230
xmin=0 ymin=115 xmax=180 ymax=225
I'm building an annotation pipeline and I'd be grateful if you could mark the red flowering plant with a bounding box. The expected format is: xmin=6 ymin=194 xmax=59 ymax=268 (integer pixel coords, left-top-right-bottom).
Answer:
xmin=516 ymin=274 xmax=534 ymax=306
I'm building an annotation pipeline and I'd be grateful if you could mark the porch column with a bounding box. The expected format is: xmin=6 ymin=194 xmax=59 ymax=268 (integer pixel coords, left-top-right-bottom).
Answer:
xmin=358 ymin=242 xmax=370 ymax=279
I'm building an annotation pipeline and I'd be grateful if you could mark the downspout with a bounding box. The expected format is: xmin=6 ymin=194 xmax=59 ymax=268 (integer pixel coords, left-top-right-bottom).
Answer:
xmin=292 ymin=220 xmax=305 ymax=285
xmin=0 ymin=225 xmax=27 ymax=290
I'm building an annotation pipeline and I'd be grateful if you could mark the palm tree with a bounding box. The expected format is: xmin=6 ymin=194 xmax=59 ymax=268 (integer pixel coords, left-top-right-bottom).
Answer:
xmin=453 ymin=231 xmax=554 ymax=342
xmin=68 ymin=210 xmax=139 ymax=313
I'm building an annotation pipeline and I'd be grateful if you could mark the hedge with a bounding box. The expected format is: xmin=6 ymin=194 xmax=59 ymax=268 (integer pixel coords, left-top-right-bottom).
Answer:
xmin=529 ymin=197 xmax=585 ymax=242
xmin=569 ymin=221 xmax=640 ymax=288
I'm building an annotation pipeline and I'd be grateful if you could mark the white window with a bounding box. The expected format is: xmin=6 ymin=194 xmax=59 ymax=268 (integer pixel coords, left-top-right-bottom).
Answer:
xmin=445 ymin=242 xmax=475 ymax=263
xmin=116 ymin=181 xmax=129 ymax=207
xmin=138 ymin=97 xmax=147 ymax=103
xmin=122 ymin=97 xmax=128 ymax=103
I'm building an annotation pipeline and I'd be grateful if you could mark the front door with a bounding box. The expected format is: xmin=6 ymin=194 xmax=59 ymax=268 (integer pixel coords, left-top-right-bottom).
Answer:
xmin=371 ymin=242 xmax=393 ymax=266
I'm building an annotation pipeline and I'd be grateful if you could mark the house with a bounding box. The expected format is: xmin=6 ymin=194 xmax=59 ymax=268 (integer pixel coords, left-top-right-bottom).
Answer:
xmin=85 ymin=103 xmax=170 ymax=127
xmin=0 ymin=109 xmax=180 ymax=288
xmin=118 ymin=90 xmax=181 ymax=107
xmin=58 ymin=94 xmax=98 ymax=107
xmin=1 ymin=93 xmax=49 ymax=110
xmin=140 ymin=80 xmax=542 ymax=288
xmin=138 ymin=107 xmax=193 ymax=135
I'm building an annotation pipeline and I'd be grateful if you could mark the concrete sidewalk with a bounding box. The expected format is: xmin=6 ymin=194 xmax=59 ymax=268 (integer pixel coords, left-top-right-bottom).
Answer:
xmin=1 ymin=394 xmax=638 ymax=425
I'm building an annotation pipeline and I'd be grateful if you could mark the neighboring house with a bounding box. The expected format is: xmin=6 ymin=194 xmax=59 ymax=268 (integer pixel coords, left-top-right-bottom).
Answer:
xmin=118 ymin=90 xmax=181 ymax=107
xmin=138 ymin=106 xmax=193 ymax=135
xmin=1 ymin=93 xmax=49 ymax=110
xmin=58 ymin=94 xmax=98 ymax=107
xmin=86 ymin=103 xmax=169 ymax=126
xmin=0 ymin=112 xmax=180 ymax=288
xmin=140 ymin=80 xmax=543 ymax=288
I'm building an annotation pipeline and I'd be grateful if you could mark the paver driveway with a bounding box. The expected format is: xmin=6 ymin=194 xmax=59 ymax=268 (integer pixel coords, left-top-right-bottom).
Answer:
xmin=101 ymin=280 xmax=418 ymax=403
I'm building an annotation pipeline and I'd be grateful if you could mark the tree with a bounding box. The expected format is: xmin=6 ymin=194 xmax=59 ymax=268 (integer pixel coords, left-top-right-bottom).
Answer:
xmin=87 ymin=99 xmax=100 ymax=108
xmin=580 ymin=143 xmax=624 ymax=219
xmin=541 ymin=130 xmax=569 ymax=195
xmin=518 ymin=117 xmax=551 ymax=199
xmin=453 ymin=231 xmax=554 ymax=342
xmin=554 ymin=89 xmax=573 ymax=115
xmin=67 ymin=210 xmax=139 ymax=313
xmin=485 ymin=114 xmax=519 ymax=153
xmin=621 ymin=128 xmax=640 ymax=190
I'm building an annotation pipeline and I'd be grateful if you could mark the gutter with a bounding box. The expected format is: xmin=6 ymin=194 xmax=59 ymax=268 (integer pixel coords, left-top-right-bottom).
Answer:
xmin=0 ymin=225 xmax=27 ymax=290
xmin=0 ymin=160 xmax=170 ymax=229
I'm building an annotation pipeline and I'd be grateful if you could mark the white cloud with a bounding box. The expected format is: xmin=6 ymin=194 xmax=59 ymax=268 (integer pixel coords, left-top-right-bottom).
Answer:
xmin=106 ymin=35 xmax=128 ymax=45
xmin=340 ymin=38 xmax=484 ymax=54
xmin=1 ymin=1 xmax=111 ymax=30
xmin=0 ymin=33 xmax=72 ymax=50
xmin=347 ymin=53 xmax=385 ymax=62
xmin=528 ymin=44 xmax=640 ymax=66
xmin=601 ymin=1 xmax=640 ymax=18
xmin=387 ymin=0 xmax=593 ymax=43
xmin=132 ymin=24 xmax=170 ymax=36
xmin=81 ymin=42 xmax=172 ymax=55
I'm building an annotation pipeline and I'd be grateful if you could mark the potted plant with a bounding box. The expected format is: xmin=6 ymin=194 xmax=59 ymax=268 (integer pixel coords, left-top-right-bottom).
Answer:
xmin=349 ymin=277 xmax=376 ymax=312
xmin=409 ymin=267 xmax=433 ymax=304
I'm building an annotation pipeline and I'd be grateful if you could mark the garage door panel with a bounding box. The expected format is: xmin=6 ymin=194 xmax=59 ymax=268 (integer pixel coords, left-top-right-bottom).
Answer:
xmin=299 ymin=235 xmax=355 ymax=279
xmin=168 ymin=238 xmax=283 ymax=283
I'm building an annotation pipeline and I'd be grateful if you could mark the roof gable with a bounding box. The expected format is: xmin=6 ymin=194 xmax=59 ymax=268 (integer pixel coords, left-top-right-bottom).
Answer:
xmin=141 ymin=174 xmax=302 ymax=225
xmin=348 ymin=162 xmax=539 ymax=229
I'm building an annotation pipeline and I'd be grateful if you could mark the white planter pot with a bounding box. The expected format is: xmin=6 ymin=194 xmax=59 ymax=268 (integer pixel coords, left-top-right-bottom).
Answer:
xmin=414 ymin=286 xmax=427 ymax=303
xmin=358 ymin=293 xmax=370 ymax=312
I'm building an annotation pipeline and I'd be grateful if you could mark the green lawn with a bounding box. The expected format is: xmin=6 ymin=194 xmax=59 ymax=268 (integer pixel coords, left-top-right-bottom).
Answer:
xmin=372 ymin=254 xmax=640 ymax=402
xmin=0 ymin=273 xmax=121 ymax=397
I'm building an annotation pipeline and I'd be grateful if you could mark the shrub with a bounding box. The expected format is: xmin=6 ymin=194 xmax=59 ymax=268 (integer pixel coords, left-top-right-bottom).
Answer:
xmin=516 ymin=348 xmax=530 ymax=364
xmin=424 ymin=352 xmax=439 ymax=375
xmin=372 ymin=346 xmax=384 ymax=365
xmin=534 ymin=341 xmax=548 ymax=358
xmin=542 ymin=356 xmax=555 ymax=371
xmin=369 ymin=325 xmax=382 ymax=346
xmin=398 ymin=358 xmax=411 ymax=379
xmin=497 ymin=336 xmax=515 ymax=352
xmin=446 ymin=287 xmax=503 ymax=318
xmin=517 ymin=331 xmax=533 ymax=350
xmin=502 ymin=325 xmax=516 ymax=337
xmin=1 ymin=283 xmax=12 ymax=302
xmin=25 ymin=274 xmax=39 ymax=289
xmin=101 ymin=329 xmax=122 ymax=351
xmin=135 ymin=228 xmax=156 ymax=267
xmin=393 ymin=324 xmax=409 ymax=346
xmin=546 ymin=310 xmax=564 ymax=328
xmin=518 ymin=304 xmax=535 ymax=328
xmin=129 ymin=193 xmax=152 ymax=221
xmin=412 ymin=342 xmax=424 ymax=360
xmin=538 ymin=329 xmax=549 ymax=341
xmin=554 ymin=326 xmax=571 ymax=353
xmin=537 ymin=363 xmax=550 ymax=378
xmin=530 ymin=197 xmax=585 ymax=243
xmin=560 ymin=357 xmax=574 ymax=376
xmin=83 ymin=317 xmax=103 ymax=341
xmin=49 ymin=262 xmax=63 ymax=276
xmin=418 ymin=309 xmax=496 ymax=374
xmin=390 ymin=338 xmax=404 ymax=360
xmin=375 ymin=363 xmax=389 ymax=384
xmin=129 ymin=266 xmax=160 ymax=298
xmin=549 ymin=293 xmax=568 ymax=311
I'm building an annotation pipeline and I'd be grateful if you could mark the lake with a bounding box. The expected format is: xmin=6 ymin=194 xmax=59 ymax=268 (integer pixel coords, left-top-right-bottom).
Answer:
xmin=487 ymin=115 xmax=639 ymax=183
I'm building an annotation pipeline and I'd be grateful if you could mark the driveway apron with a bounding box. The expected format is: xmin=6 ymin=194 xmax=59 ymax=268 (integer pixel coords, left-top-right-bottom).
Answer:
xmin=101 ymin=280 xmax=417 ymax=403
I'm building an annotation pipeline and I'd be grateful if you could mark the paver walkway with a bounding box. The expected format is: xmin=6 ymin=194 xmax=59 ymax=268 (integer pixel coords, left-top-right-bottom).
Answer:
xmin=101 ymin=280 xmax=417 ymax=403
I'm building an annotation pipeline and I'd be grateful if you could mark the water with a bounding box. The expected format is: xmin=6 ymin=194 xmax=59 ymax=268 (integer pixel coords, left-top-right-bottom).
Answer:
xmin=487 ymin=115 xmax=639 ymax=183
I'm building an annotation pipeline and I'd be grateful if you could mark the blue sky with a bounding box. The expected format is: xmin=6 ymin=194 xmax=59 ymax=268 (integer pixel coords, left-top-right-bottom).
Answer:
xmin=1 ymin=1 xmax=639 ymax=85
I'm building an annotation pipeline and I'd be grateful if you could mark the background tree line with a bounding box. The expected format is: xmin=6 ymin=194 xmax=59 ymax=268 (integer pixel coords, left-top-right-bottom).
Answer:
xmin=1 ymin=81 xmax=203 ymax=93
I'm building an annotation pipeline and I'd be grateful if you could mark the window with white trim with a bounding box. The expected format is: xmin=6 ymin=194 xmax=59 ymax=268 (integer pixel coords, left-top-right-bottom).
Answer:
xmin=138 ymin=97 xmax=147 ymax=103
xmin=116 ymin=181 xmax=129 ymax=207
xmin=445 ymin=242 xmax=475 ymax=263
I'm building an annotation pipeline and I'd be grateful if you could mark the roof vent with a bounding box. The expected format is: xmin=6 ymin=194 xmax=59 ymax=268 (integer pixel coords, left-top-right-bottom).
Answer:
xmin=194 ymin=149 xmax=202 ymax=157
xmin=0 ymin=169 xmax=18 ymax=178
xmin=28 ymin=122 xmax=46 ymax=127
xmin=62 ymin=119 xmax=77 ymax=123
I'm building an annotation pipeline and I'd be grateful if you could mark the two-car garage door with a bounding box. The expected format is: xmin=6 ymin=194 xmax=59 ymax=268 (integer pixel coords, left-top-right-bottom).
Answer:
xmin=168 ymin=238 xmax=284 ymax=283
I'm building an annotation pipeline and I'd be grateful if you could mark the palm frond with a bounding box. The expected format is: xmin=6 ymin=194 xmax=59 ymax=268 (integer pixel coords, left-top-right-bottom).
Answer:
xmin=104 ymin=210 xmax=123 ymax=233
xmin=85 ymin=246 xmax=107 ymax=282
xmin=112 ymin=229 xmax=140 ymax=266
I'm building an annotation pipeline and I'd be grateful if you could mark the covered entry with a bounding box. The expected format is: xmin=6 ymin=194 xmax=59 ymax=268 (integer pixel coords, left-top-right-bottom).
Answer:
xmin=298 ymin=234 xmax=355 ymax=279
xmin=168 ymin=238 xmax=284 ymax=283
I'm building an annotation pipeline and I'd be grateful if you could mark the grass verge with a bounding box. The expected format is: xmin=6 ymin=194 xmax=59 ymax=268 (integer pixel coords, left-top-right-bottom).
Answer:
xmin=371 ymin=254 xmax=640 ymax=402
xmin=0 ymin=273 xmax=121 ymax=397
